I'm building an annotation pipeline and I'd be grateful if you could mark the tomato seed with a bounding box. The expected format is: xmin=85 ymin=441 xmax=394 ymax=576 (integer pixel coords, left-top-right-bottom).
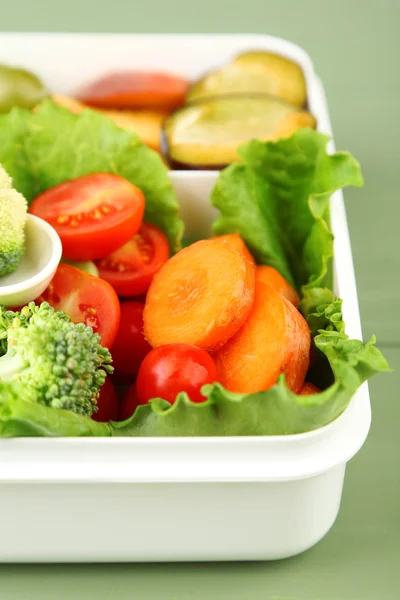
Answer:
xmin=79 ymin=304 xmax=100 ymax=331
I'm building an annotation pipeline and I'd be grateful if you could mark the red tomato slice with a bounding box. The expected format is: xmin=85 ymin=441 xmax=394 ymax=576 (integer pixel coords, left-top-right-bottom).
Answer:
xmin=136 ymin=343 xmax=218 ymax=405
xmin=37 ymin=263 xmax=120 ymax=349
xmin=92 ymin=378 xmax=120 ymax=422
xmin=29 ymin=173 xmax=145 ymax=261
xmin=120 ymin=384 xmax=143 ymax=421
xmin=111 ymin=302 xmax=151 ymax=376
xmin=96 ymin=223 xmax=169 ymax=297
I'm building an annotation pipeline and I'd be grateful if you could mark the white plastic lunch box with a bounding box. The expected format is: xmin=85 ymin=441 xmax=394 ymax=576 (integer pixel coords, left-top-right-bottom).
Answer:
xmin=0 ymin=33 xmax=369 ymax=562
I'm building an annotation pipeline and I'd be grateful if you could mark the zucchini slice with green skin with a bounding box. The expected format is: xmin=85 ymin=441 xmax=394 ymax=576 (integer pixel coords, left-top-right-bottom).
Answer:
xmin=61 ymin=258 xmax=99 ymax=277
xmin=0 ymin=64 xmax=48 ymax=113
xmin=187 ymin=51 xmax=307 ymax=107
xmin=163 ymin=94 xmax=316 ymax=169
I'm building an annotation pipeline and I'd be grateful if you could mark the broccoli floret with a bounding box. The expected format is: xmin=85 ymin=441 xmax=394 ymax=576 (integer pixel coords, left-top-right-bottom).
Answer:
xmin=0 ymin=380 xmax=36 ymax=404
xmin=0 ymin=380 xmax=21 ymax=402
xmin=0 ymin=304 xmax=39 ymax=356
xmin=0 ymin=307 xmax=15 ymax=356
xmin=0 ymin=164 xmax=28 ymax=277
xmin=0 ymin=302 xmax=113 ymax=416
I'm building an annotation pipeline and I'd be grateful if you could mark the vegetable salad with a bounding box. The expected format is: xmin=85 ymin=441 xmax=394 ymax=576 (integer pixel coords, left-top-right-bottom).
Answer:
xmin=0 ymin=54 xmax=390 ymax=437
xmin=0 ymin=49 xmax=316 ymax=168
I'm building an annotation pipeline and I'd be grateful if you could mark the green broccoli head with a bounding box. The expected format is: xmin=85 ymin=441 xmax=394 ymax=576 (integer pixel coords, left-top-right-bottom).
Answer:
xmin=0 ymin=304 xmax=33 ymax=356
xmin=0 ymin=302 xmax=113 ymax=416
xmin=0 ymin=380 xmax=22 ymax=402
xmin=0 ymin=307 xmax=16 ymax=356
xmin=0 ymin=380 xmax=36 ymax=404
xmin=0 ymin=164 xmax=28 ymax=277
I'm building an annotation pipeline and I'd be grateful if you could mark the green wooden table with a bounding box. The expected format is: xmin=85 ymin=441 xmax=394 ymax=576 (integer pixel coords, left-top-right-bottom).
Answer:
xmin=0 ymin=1 xmax=399 ymax=598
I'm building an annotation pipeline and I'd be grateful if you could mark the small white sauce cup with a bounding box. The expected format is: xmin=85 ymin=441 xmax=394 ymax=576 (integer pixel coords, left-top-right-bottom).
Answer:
xmin=0 ymin=214 xmax=62 ymax=307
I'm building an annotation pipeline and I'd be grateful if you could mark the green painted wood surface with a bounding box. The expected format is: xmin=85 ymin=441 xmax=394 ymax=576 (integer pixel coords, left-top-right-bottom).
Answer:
xmin=0 ymin=0 xmax=398 ymax=597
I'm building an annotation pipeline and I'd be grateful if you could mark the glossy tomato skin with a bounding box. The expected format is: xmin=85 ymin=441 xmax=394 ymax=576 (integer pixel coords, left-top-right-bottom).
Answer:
xmin=111 ymin=301 xmax=151 ymax=376
xmin=120 ymin=384 xmax=143 ymax=421
xmin=29 ymin=173 xmax=145 ymax=261
xmin=136 ymin=343 xmax=218 ymax=405
xmin=77 ymin=71 xmax=189 ymax=111
xmin=38 ymin=263 xmax=120 ymax=349
xmin=92 ymin=378 xmax=119 ymax=422
xmin=96 ymin=223 xmax=169 ymax=297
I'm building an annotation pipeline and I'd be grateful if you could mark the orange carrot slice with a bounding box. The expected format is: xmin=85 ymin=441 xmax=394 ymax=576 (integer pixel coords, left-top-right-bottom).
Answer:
xmin=299 ymin=382 xmax=320 ymax=395
xmin=50 ymin=94 xmax=87 ymax=114
xmin=213 ymin=233 xmax=255 ymax=266
xmin=213 ymin=281 xmax=310 ymax=394
xmin=50 ymin=96 xmax=166 ymax=153
xmin=97 ymin=109 xmax=167 ymax=151
xmin=143 ymin=238 xmax=255 ymax=351
xmin=255 ymin=265 xmax=300 ymax=306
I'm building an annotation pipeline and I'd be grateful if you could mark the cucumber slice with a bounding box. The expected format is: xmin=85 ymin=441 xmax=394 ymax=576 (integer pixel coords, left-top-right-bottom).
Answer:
xmin=61 ymin=258 xmax=99 ymax=277
xmin=187 ymin=51 xmax=307 ymax=107
xmin=163 ymin=95 xmax=316 ymax=169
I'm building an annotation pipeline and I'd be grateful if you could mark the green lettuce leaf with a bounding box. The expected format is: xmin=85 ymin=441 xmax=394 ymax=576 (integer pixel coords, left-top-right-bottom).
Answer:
xmin=0 ymin=109 xmax=40 ymax=200
xmin=111 ymin=294 xmax=389 ymax=437
xmin=0 ymin=100 xmax=184 ymax=252
xmin=0 ymin=295 xmax=390 ymax=437
xmin=0 ymin=128 xmax=390 ymax=438
xmin=300 ymin=287 xmax=344 ymax=335
xmin=0 ymin=383 xmax=110 ymax=437
xmin=211 ymin=129 xmax=363 ymax=289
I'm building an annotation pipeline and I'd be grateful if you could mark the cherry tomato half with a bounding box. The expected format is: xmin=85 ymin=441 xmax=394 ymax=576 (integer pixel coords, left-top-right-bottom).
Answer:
xmin=120 ymin=384 xmax=143 ymax=421
xmin=111 ymin=302 xmax=152 ymax=376
xmin=96 ymin=223 xmax=169 ymax=297
xmin=92 ymin=378 xmax=119 ymax=422
xmin=37 ymin=263 xmax=120 ymax=349
xmin=29 ymin=173 xmax=145 ymax=261
xmin=136 ymin=343 xmax=218 ymax=405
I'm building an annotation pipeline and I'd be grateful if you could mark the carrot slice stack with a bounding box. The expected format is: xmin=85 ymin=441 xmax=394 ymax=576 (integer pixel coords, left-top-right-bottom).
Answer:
xmin=213 ymin=233 xmax=255 ymax=267
xmin=213 ymin=240 xmax=300 ymax=307
xmin=213 ymin=280 xmax=310 ymax=394
xmin=144 ymin=238 xmax=256 ymax=351
xmin=255 ymin=265 xmax=300 ymax=307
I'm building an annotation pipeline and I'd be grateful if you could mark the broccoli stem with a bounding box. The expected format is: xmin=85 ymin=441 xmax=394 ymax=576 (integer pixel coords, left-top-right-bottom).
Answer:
xmin=0 ymin=350 xmax=26 ymax=381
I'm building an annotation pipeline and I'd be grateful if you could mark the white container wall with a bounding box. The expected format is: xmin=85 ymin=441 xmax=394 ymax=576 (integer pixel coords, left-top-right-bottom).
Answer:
xmin=0 ymin=34 xmax=369 ymax=562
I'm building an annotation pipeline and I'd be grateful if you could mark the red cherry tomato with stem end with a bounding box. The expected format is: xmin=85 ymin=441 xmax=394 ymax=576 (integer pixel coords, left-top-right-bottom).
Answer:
xmin=136 ymin=343 xmax=218 ymax=405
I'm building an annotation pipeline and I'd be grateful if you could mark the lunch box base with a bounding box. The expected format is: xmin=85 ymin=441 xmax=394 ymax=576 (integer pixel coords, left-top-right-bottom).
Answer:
xmin=0 ymin=32 xmax=369 ymax=563
xmin=0 ymin=464 xmax=345 ymax=562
